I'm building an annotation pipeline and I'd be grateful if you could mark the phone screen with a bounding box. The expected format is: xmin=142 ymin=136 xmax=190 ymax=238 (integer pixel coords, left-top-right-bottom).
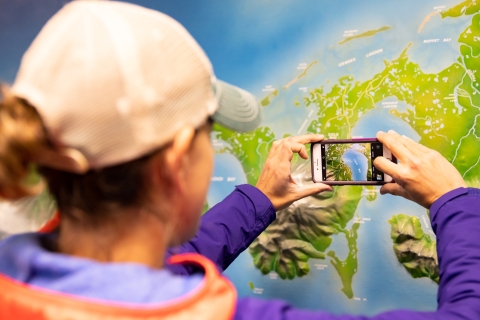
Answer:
xmin=321 ymin=142 xmax=385 ymax=182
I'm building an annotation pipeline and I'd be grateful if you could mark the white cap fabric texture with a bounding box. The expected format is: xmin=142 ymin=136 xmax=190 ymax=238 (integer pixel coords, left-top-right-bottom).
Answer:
xmin=11 ymin=0 xmax=261 ymax=171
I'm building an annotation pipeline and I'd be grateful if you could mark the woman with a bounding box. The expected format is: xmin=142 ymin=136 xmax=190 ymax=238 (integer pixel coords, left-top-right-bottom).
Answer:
xmin=0 ymin=1 xmax=479 ymax=319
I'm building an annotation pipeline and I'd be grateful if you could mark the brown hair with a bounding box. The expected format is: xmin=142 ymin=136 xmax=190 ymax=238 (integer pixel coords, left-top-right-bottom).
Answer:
xmin=0 ymin=86 xmax=48 ymax=199
xmin=0 ymin=85 xmax=152 ymax=221
xmin=40 ymin=155 xmax=152 ymax=221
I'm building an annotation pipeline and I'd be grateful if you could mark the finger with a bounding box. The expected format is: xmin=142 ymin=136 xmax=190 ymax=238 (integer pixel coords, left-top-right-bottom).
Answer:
xmin=285 ymin=141 xmax=309 ymax=160
xmin=376 ymin=131 xmax=413 ymax=163
xmin=296 ymin=183 xmax=333 ymax=199
xmin=269 ymin=139 xmax=280 ymax=154
xmin=287 ymin=134 xmax=325 ymax=145
xmin=379 ymin=183 xmax=411 ymax=200
xmin=373 ymin=156 xmax=399 ymax=179
xmin=399 ymin=134 xmax=432 ymax=156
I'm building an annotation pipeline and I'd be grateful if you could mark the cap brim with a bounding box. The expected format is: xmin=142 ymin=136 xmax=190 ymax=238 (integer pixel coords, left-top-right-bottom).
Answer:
xmin=211 ymin=79 xmax=261 ymax=132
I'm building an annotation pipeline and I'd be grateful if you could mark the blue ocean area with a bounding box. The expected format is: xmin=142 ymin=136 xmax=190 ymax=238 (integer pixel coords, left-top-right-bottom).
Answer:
xmin=341 ymin=145 xmax=368 ymax=181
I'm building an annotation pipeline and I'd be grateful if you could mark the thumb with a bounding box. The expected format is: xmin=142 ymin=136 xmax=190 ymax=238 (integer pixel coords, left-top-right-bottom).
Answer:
xmin=295 ymin=183 xmax=333 ymax=200
xmin=380 ymin=183 xmax=409 ymax=199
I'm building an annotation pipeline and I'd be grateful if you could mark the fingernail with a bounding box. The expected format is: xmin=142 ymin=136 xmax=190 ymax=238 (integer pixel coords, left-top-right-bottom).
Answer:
xmin=388 ymin=130 xmax=397 ymax=134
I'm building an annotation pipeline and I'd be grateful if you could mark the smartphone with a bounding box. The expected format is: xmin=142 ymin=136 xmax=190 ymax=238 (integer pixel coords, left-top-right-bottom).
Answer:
xmin=311 ymin=139 xmax=396 ymax=185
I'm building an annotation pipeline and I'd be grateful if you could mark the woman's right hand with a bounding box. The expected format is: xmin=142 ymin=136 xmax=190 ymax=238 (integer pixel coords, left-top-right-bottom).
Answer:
xmin=373 ymin=130 xmax=467 ymax=208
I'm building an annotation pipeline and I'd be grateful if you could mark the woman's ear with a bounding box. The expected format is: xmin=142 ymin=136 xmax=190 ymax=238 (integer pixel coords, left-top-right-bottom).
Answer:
xmin=156 ymin=126 xmax=196 ymax=195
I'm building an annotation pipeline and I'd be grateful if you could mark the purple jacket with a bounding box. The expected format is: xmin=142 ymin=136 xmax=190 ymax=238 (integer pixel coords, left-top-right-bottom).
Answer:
xmin=169 ymin=186 xmax=480 ymax=319
xmin=0 ymin=185 xmax=479 ymax=319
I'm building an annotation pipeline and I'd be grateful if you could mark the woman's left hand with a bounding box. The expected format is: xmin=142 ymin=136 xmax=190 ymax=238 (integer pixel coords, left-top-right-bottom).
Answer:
xmin=256 ymin=134 xmax=333 ymax=211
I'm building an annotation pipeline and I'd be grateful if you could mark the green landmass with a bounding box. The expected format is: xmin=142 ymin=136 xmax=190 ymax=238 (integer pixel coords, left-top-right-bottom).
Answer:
xmin=455 ymin=11 xmax=480 ymax=56
xmin=213 ymin=124 xmax=275 ymax=185
xmin=339 ymin=26 xmax=391 ymax=45
xmin=388 ymin=214 xmax=439 ymax=283
xmin=327 ymin=222 xmax=360 ymax=298
xmin=364 ymin=186 xmax=377 ymax=201
xmin=304 ymin=64 xmax=394 ymax=138
xmin=442 ymin=0 xmax=480 ymax=18
xmin=260 ymin=89 xmax=279 ymax=107
xmin=248 ymin=281 xmax=255 ymax=290
xmin=294 ymin=98 xmax=301 ymax=107
xmin=389 ymin=8 xmax=480 ymax=181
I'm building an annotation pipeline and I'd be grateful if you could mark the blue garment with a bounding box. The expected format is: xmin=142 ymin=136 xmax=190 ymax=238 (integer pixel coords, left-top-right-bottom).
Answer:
xmin=0 ymin=184 xmax=275 ymax=305
xmin=1 ymin=185 xmax=480 ymax=319
xmin=0 ymin=232 xmax=203 ymax=304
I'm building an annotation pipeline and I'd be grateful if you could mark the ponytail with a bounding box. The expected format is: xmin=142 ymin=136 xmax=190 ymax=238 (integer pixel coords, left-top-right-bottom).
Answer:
xmin=0 ymin=85 xmax=48 ymax=200
xmin=0 ymin=86 xmax=154 ymax=220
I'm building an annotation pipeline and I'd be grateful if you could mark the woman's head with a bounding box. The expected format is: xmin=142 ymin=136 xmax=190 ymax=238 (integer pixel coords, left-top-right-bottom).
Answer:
xmin=0 ymin=87 xmax=213 ymax=246
xmin=0 ymin=1 xmax=260 ymax=247
xmin=10 ymin=1 xmax=260 ymax=175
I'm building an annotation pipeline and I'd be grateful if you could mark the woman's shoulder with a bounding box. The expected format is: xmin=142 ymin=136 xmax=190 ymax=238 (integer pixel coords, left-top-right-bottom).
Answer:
xmin=0 ymin=232 xmax=204 ymax=304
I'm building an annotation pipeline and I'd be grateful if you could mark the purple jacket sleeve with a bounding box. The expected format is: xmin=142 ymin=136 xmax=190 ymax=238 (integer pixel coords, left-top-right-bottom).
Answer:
xmin=165 ymin=184 xmax=276 ymax=274
xmin=235 ymin=188 xmax=480 ymax=319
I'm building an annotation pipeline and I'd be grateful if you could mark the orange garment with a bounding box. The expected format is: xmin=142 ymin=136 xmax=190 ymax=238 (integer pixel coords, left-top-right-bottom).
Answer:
xmin=0 ymin=253 xmax=237 ymax=320
xmin=38 ymin=210 xmax=60 ymax=233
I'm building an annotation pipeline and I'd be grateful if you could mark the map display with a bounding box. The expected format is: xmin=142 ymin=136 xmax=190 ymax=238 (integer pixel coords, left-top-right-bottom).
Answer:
xmin=1 ymin=0 xmax=480 ymax=316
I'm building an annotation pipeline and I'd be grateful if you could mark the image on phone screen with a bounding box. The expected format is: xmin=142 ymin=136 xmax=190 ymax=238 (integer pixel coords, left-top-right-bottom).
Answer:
xmin=322 ymin=142 xmax=385 ymax=182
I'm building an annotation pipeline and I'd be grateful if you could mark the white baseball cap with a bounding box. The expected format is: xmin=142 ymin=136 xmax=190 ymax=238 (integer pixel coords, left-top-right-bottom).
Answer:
xmin=11 ymin=0 xmax=261 ymax=173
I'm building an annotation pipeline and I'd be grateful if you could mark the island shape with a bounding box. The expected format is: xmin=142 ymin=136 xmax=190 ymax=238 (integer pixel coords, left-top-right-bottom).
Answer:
xmin=339 ymin=26 xmax=391 ymax=45
xmin=388 ymin=214 xmax=439 ymax=283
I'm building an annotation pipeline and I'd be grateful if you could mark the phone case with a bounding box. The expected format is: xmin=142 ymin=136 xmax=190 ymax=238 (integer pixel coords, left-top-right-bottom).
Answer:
xmin=310 ymin=138 xmax=395 ymax=185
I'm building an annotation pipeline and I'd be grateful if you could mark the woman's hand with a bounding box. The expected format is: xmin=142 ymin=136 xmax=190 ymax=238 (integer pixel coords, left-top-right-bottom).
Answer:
xmin=256 ymin=134 xmax=333 ymax=211
xmin=374 ymin=130 xmax=467 ymax=208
